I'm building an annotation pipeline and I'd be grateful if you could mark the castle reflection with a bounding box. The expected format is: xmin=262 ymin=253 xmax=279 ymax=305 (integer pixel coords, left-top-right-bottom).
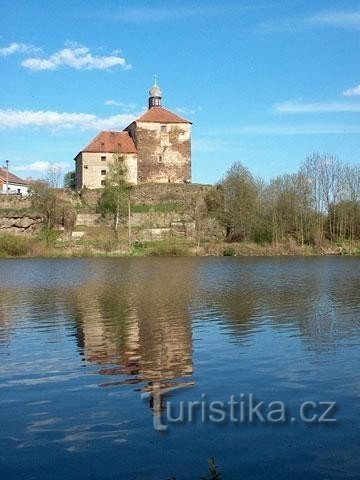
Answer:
xmin=67 ymin=260 xmax=196 ymax=415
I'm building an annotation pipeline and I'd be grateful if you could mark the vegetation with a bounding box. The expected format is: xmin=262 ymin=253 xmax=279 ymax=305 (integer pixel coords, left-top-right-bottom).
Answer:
xmin=0 ymin=152 xmax=359 ymax=258
xmin=168 ymin=457 xmax=221 ymax=480
xmin=98 ymin=154 xmax=131 ymax=240
xmin=29 ymin=180 xmax=77 ymax=245
xmin=0 ymin=234 xmax=33 ymax=257
xmin=64 ymin=171 xmax=76 ymax=190
xmin=206 ymin=154 xmax=360 ymax=247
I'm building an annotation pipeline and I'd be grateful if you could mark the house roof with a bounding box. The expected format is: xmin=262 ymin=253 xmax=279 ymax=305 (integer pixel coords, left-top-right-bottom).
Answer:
xmin=135 ymin=106 xmax=191 ymax=124
xmin=82 ymin=131 xmax=137 ymax=154
xmin=0 ymin=167 xmax=28 ymax=185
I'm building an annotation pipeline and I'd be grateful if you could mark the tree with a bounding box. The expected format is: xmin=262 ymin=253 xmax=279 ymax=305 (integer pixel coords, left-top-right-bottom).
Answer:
xmin=64 ymin=171 xmax=76 ymax=190
xmin=99 ymin=154 xmax=131 ymax=240
xmin=30 ymin=180 xmax=77 ymax=244
xmin=206 ymin=162 xmax=259 ymax=241
xmin=46 ymin=165 xmax=63 ymax=188
xmin=30 ymin=180 xmax=58 ymax=234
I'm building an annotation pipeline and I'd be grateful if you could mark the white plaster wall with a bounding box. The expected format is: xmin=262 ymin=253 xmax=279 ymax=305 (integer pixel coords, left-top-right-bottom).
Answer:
xmin=77 ymin=152 xmax=138 ymax=188
xmin=1 ymin=183 xmax=29 ymax=196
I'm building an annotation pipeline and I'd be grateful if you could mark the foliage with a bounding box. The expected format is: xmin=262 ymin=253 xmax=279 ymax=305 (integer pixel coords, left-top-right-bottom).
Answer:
xmin=207 ymin=155 xmax=360 ymax=246
xmin=36 ymin=227 xmax=60 ymax=246
xmin=29 ymin=180 xmax=77 ymax=244
xmin=206 ymin=162 xmax=260 ymax=242
xmin=201 ymin=457 xmax=221 ymax=480
xmin=223 ymin=246 xmax=236 ymax=256
xmin=64 ymin=171 xmax=76 ymax=190
xmin=167 ymin=457 xmax=221 ymax=480
xmin=0 ymin=234 xmax=33 ymax=257
xmin=98 ymin=154 xmax=131 ymax=238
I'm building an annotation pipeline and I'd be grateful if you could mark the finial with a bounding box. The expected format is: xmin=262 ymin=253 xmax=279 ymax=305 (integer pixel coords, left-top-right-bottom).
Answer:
xmin=154 ymin=74 xmax=158 ymax=86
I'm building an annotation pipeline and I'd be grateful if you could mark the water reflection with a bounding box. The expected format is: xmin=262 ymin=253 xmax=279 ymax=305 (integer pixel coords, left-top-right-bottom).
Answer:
xmin=0 ymin=258 xmax=359 ymax=479
xmin=64 ymin=260 xmax=195 ymax=418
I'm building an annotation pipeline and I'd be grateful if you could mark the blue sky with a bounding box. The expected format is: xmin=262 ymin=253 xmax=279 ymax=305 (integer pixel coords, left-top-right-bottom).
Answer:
xmin=1 ymin=0 xmax=360 ymax=184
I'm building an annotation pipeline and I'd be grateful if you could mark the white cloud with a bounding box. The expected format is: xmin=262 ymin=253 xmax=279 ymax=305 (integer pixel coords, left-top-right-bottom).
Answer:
xmin=343 ymin=85 xmax=360 ymax=97
xmin=105 ymin=99 xmax=137 ymax=110
xmin=0 ymin=42 xmax=42 ymax=56
xmin=193 ymin=139 xmax=232 ymax=153
xmin=176 ymin=107 xmax=197 ymax=115
xmin=274 ymin=101 xmax=360 ymax=114
xmin=259 ymin=10 xmax=360 ymax=34
xmin=114 ymin=5 xmax=240 ymax=23
xmin=205 ymin=124 xmax=360 ymax=135
xmin=13 ymin=161 xmax=70 ymax=172
xmin=308 ymin=11 xmax=360 ymax=28
xmin=21 ymin=44 xmax=131 ymax=71
xmin=105 ymin=99 xmax=123 ymax=106
xmin=0 ymin=109 xmax=137 ymax=130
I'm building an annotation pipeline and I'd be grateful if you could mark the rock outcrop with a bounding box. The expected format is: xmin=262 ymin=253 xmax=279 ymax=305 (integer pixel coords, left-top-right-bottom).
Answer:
xmin=0 ymin=215 xmax=42 ymax=234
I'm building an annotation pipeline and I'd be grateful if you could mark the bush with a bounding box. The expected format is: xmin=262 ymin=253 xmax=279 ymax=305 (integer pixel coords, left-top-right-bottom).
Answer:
xmin=0 ymin=234 xmax=32 ymax=257
xmin=223 ymin=246 xmax=236 ymax=256
xmin=147 ymin=241 xmax=190 ymax=256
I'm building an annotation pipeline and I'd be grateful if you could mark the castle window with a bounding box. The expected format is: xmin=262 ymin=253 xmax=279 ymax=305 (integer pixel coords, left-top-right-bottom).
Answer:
xmin=84 ymin=165 xmax=88 ymax=169
xmin=161 ymin=125 xmax=166 ymax=133
xmin=101 ymin=142 xmax=105 ymax=149
xmin=158 ymin=155 xmax=163 ymax=163
xmin=101 ymin=180 xmax=105 ymax=186
xmin=101 ymin=156 xmax=106 ymax=161
xmin=101 ymin=170 xmax=106 ymax=175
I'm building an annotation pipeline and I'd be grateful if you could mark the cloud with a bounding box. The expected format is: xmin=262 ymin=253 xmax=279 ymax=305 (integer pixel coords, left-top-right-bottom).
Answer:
xmin=21 ymin=44 xmax=131 ymax=71
xmin=175 ymin=106 xmax=198 ymax=116
xmin=0 ymin=42 xmax=42 ymax=56
xmin=13 ymin=161 xmax=70 ymax=172
xmin=205 ymin=124 xmax=360 ymax=136
xmin=308 ymin=11 xmax=360 ymax=28
xmin=104 ymin=99 xmax=137 ymax=110
xmin=0 ymin=109 xmax=137 ymax=130
xmin=193 ymin=138 xmax=232 ymax=153
xmin=114 ymin=4 xmax=241 ymax=23
xmin=259 ymin=10 xmax=360 ymax=34
xmin=343 ymin=85 xmax=360 ymax=97
xmin=274 ymin=101 xmax=360 ymax=114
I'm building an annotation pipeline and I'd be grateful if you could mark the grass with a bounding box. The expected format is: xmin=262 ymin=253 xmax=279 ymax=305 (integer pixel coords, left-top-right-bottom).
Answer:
xmin=0 ymin=234 xmax=34 ymax=257
xmin=0 ymin=207 xmax=36 ymax=216
xmin=131 ymin=239 xmax=192 ymax=257
xmin=0 ymin=230 xmax=359 ymax=259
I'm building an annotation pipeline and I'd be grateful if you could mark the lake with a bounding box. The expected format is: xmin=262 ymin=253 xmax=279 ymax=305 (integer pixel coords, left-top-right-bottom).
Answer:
xmin=0 ymin=257 xmax=359 ymax=479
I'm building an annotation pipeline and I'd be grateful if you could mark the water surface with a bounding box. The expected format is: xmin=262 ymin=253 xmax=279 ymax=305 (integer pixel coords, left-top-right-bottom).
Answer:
xmin=0 ymin=257 xmax=359 ymax=479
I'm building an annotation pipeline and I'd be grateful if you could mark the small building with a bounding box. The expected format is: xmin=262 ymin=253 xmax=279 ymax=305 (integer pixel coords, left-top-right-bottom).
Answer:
xmin=0 ymin=168 xmax=29 ymax=196
xmin=75 ymin=82 xmax=192 ymax=190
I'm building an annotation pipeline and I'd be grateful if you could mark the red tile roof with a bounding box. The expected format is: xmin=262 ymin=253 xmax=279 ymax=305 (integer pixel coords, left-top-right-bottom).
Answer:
xmin=82 ymin=131 xmax=137 ymax=154
xmin=135 ymin=107 xmax=191 ymax=124
xmin=0 ymin=168 xmax=28 ymax=185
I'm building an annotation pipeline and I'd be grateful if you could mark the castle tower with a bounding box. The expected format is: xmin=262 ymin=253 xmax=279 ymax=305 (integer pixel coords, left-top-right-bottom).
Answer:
xmin=125 ymin=82 xmax=192 ymax=183
xmin=148 ymin=77 xmax=162 ymax=109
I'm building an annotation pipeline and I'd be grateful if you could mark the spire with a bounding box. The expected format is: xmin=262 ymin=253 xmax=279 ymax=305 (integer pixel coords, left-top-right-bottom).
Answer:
xmin=149 ymin=75 xmax=162 ymax=109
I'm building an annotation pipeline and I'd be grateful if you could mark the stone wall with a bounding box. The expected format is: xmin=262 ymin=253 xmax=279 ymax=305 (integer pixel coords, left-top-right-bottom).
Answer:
xmin=80 ymin=183 xmax=212 ymax=206
xmin=130 ymin=121 xmax=191 ymax=183
xmin=0 ymin=215 xmax=42 ymax=234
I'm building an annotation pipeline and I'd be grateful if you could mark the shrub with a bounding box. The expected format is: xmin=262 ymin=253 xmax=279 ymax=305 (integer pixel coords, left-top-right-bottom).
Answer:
xmin=223 ymin=246 xmax=236 ymax=256
xmin=0 ymin=234 xmax=32 ymax=257
xmin=147 ymin=241 xmax=190 ymax=257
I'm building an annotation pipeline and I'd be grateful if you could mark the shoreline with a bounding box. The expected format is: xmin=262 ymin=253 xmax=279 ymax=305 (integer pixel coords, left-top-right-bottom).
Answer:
xmin=0 ymin=241 xmax=359 ymax=259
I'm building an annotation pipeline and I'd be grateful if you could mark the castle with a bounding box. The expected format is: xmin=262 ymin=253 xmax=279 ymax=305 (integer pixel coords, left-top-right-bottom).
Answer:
xmin=75 ymin=82 xmax=192 ymax=190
